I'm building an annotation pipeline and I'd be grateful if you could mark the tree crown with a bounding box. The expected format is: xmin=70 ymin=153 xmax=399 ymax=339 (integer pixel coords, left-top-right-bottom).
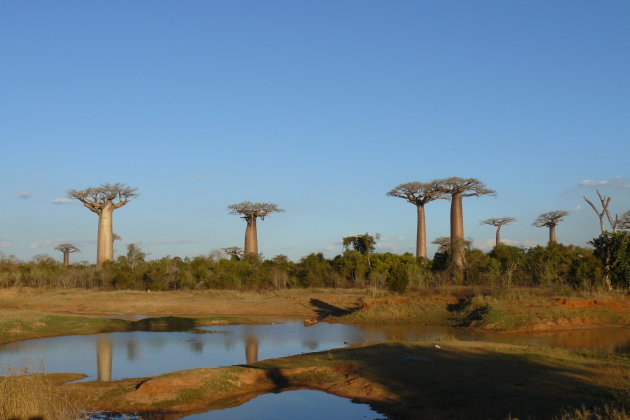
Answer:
xmin=68 ymin=183 xmax=138 ymax=213
xmin=533 ymin=210 xmax=569 ymax=228
xmin=433 ymin=177 xmax=496 ymax=197
xmin=432 ymin=236 xmax=472 ymax=253
xmin=387 ymin=181 xmax=446 ymax=206
xmin=481 ymin=217 xmax=517 ymax=227
xmin=342 ymin=233 xmax=380 ymax=255
xmin=228 ymin=201 xmax=284 ymax=220
xmin=54 ymin=243 xmax=80 ymax=253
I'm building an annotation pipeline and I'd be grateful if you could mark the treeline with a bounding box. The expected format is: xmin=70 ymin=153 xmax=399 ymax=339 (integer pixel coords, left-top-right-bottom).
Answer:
xmin=1 ymin=231 xmax=628 ymax=292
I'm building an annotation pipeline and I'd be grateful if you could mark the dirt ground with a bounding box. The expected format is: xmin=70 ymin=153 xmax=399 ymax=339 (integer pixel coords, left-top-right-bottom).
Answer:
xmin=0 ymin=288 xmax=365 ymax=318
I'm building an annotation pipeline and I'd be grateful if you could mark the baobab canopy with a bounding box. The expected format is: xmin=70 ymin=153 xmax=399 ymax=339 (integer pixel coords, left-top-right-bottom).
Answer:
xmin=68 ymin=183 xmax=139 ymax=213
xmin=228 ymin=201 xmax=284 ymax=220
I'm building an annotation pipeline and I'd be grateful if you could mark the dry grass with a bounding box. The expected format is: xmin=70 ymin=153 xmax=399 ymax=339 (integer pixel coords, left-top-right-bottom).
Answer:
xmin=554 ymin=405 xmax=630 ymax=420
xmin=0 ymin=364 xmax=88 ymax=420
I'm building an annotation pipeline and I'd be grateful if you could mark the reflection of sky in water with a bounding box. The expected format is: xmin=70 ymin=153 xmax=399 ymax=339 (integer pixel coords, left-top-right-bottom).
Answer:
xmin=187 ymin=390 xmax=384 ymax=420
xmin=0 ymin=322 xmax=628 ymax=381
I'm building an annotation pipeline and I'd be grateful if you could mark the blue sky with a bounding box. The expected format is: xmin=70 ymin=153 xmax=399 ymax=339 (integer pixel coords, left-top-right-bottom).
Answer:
xmin=1 ymin=1 xmax=629 ymax=263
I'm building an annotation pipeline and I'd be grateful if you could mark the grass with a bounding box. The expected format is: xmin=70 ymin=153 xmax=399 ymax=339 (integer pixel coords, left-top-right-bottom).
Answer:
xmin=0 ymin=364 xmax=88 ymax=420
xmin=0 ymin=309 xmax=258 ymax=344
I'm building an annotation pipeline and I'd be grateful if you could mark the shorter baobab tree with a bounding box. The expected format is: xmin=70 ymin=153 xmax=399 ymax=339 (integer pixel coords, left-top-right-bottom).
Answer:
xmin=387 ymin=181 xmax=445 ymax=259
xmin=68 ymin=183 xmax=138 ymax=266
xmin=228 ymin=202 xmax=284 ymax=255
xmin=55 ymin=243 xmax=80 ymax=266
xmin=481 ymin=217 xmax=517 ymax=247
xmin=533 ymin=211 xmax=569 ymax=245
xmin=221 ymin=247 xmax=243 ymax=261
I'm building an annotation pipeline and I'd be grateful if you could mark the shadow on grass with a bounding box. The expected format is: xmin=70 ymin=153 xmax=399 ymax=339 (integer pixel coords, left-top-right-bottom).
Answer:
xmin=128 ymin=316 xmax=198 ymax=332
xmin=323 ymin=343 xmax=622 ymax=420
xmin=309 ymin=299 xmax=362 ymax=320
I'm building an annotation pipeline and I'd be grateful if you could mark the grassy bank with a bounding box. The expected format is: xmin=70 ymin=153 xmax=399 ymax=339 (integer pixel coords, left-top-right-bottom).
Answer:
xmin=22 ymin=340 xmax=629 ymax=419
xmin=0 ymin=309 xmax=256 ymax=344
xmin=339 ymin=287 xmax=630 ymax=332
xmin=0 ymin=288 xmax=628 ymax=344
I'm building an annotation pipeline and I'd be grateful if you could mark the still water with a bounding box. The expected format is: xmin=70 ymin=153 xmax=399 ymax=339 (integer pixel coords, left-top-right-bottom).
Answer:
xmin=186 ymin=390 xmax=384 ymax=420
xmin=1 ymin=321 xmax=628 ymax=381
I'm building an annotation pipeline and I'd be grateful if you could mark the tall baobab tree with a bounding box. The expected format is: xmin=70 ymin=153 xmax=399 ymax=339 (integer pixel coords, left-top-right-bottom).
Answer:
xmin=387 ymin=182 xmax=445 ymax=259
xmin=481 ymin=217 xmax=516 ymax=247
xmin=228 ymin=201 xmax=284 ymax=255
xmin=533 ymin=210 xmax=569 ymax=245
xmin=68 ymin=183 xmax=138 ymax=266
xmin=435 ymin=177 xmax=495 ymax=274
xmin=54 ymin=243 xmax=80 ymax=266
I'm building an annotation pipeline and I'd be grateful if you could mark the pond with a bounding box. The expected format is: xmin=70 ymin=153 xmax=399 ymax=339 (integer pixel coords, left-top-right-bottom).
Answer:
xmin=2 ymin=320 xmax=628 ymax=419
xmin=1 ymin=320 xmax=628 ymax=381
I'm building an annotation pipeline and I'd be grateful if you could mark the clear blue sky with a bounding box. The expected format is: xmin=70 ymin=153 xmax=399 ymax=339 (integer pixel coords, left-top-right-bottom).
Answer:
xmin=1 ymin=1 xmax=629 ymax=263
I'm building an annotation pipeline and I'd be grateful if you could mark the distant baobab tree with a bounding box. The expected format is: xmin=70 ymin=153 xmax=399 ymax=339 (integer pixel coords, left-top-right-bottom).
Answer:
xmin=228 ymin=201 xmax=284 ymax=255
xmin=533 ymin=210 xmax=569 ymax=245
xmin=435 ymin=177 xmax=495 ymax=274
xmin=481 ymin=217 xmax=516 ymax=247
xmin=583 ymin=189 xmax=626 ymax=233
xmin=387 ymin=181 xmax=445 ymax=259
xmin=68 ymin=183 xmax=138 ymax=266
xmin=221 ymin=247 xmax=243 ymax=261
xmin=54 ymin=243 xmax=80 ymax=266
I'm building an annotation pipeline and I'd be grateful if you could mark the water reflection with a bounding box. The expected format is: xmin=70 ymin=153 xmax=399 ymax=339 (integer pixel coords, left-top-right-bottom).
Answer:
xmin=245 ymin=337 xmax=259 ymax=364
xmin=1 ymin=322 xmax=628 ymax=382
xmin=96 ymin=337 xmax=112 ymax=382
xmin=186 ymin=390 xmax=383 ymax=420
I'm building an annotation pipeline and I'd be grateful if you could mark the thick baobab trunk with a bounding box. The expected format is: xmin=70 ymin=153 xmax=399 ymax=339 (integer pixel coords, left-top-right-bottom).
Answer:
xmin=97 ymin=337 xmax=112 ymax=382
xmin=63 ymin=252 xmax=69 ymax=266
xmin=97 ymin=203 xmax=115 ymax=266
xmin=244 ymin=216 xmax=258 ymax=255
xmin=416 ymin=205 xmax=427 ymax=259
xmin=495 ymin=226 xmax=502 ymax=247
xmin=450 ymin=193 xmax=466 ymax=273
xmin=549 ymin=225 xmax=556 ymax=244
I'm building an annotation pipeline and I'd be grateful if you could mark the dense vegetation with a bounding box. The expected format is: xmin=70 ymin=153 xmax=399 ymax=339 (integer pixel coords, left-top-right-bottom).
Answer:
xmin=1 ymin=232 xmax=628 ymax=293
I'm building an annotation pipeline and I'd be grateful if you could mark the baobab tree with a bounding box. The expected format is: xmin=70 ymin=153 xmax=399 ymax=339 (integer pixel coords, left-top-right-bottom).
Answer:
xmin=533 ymin=210 xmax=569 ymax=245
xmin=481 ymin=217 xmax=517 ymax=247
xmin=435 ymin=177 xmax=495 ymax=274
xmin=387 ymin=181 xmax=445 ymax=258
xmin=54 ymin=243 xmax=80 ymax=266
xmin=221 ymin=247 xmax=243 ymax=261
xmin=228 ymin=201 xmax=284 ymax=255
xmin=68 ymin=183 xmax=138 ymax=266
